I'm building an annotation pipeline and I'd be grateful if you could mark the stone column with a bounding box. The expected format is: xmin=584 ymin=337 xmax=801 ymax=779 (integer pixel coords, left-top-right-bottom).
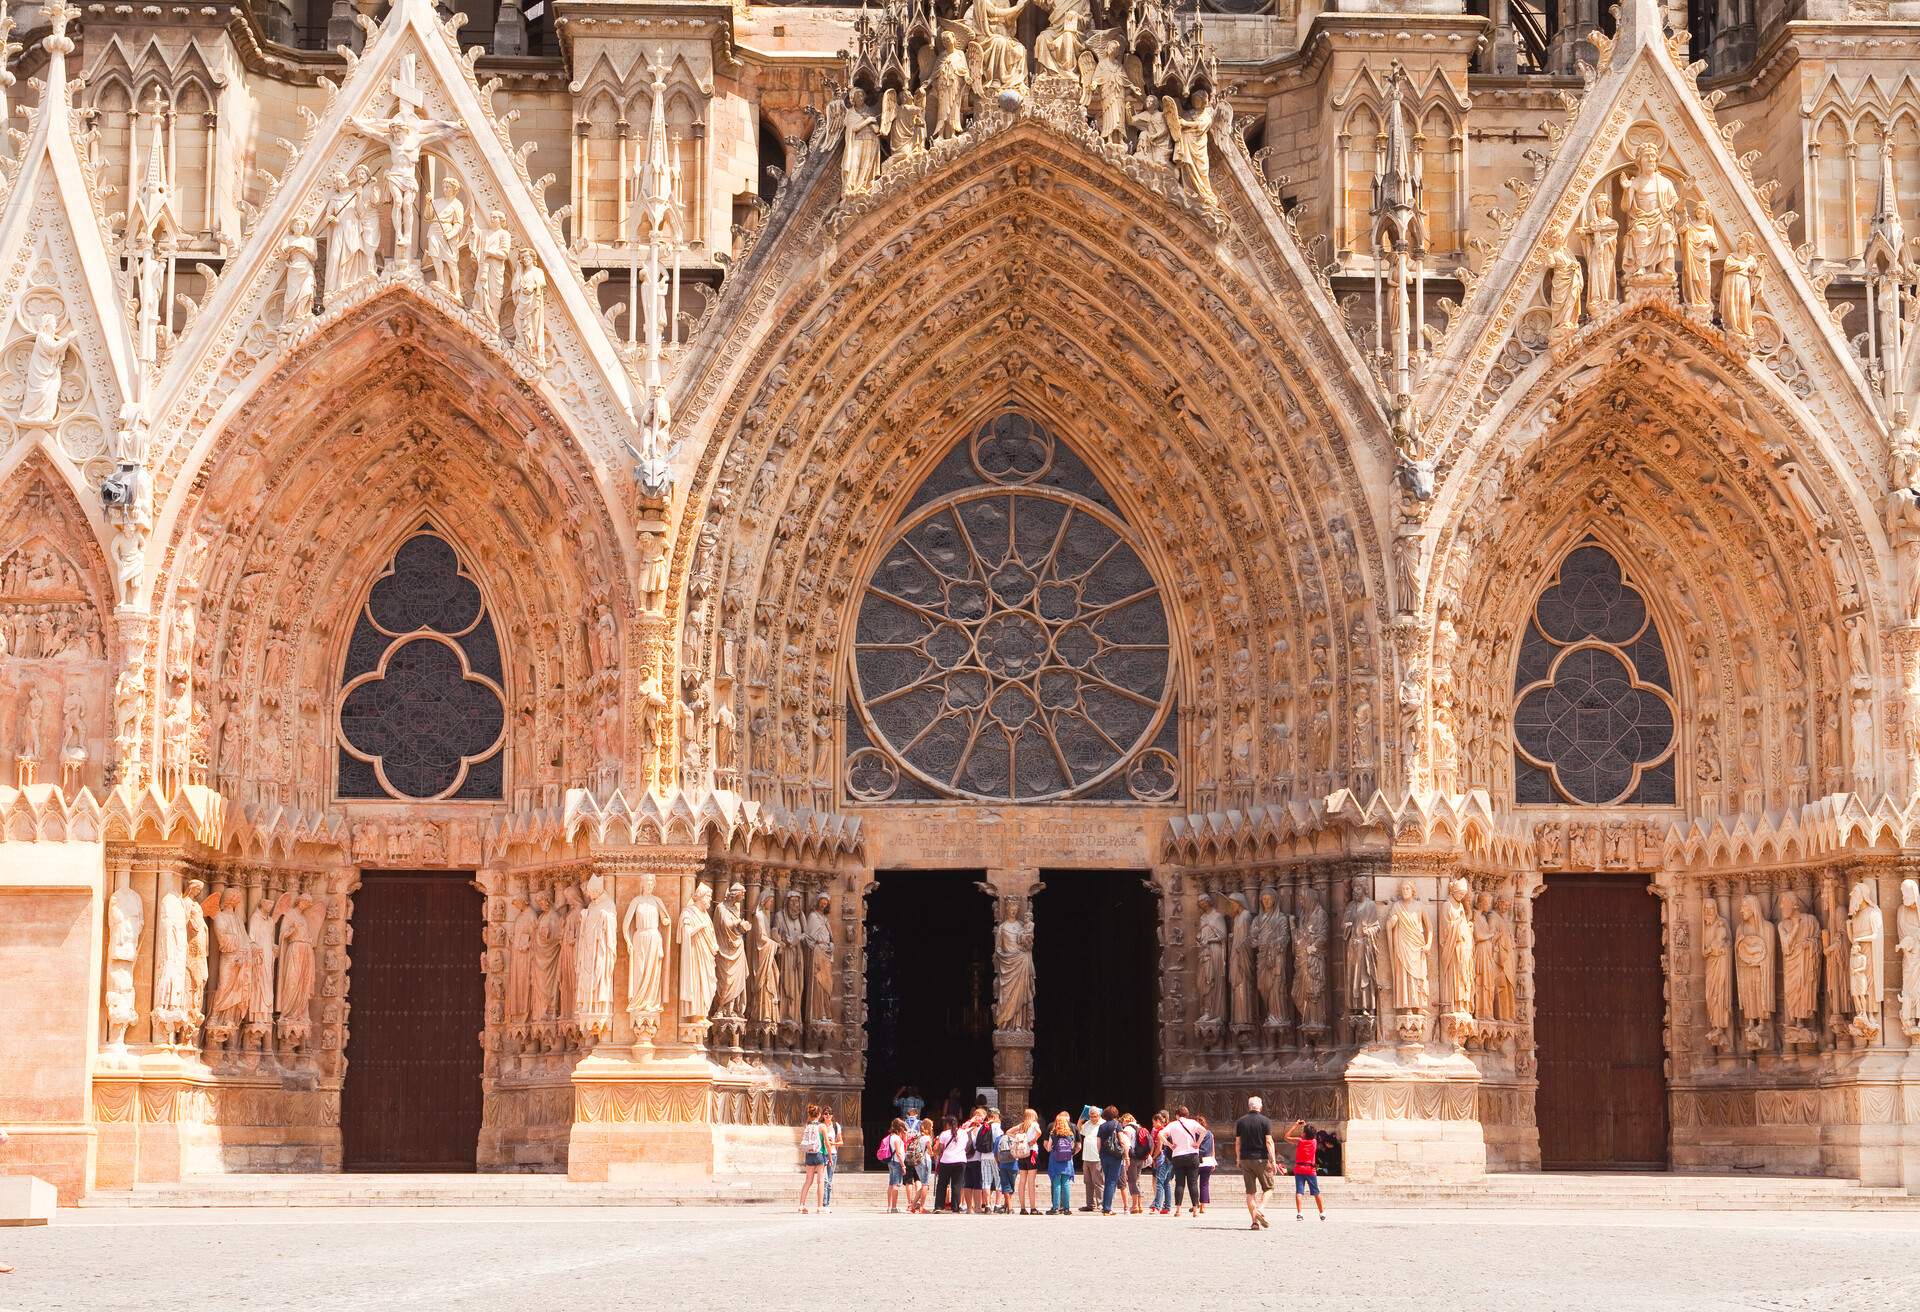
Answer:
xmin=981 ymin=866 xmax=1039 ymax=1115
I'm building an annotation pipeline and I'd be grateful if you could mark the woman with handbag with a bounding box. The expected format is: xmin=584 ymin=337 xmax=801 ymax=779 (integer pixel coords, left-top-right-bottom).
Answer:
xmin=1044 ymin=1112 xmax=1078 ymax=1215
xmin=934 ymin=1115 xmax=969 ymax=1213
xmin=1195 ymin=1114 xmax=1217 ymax=1216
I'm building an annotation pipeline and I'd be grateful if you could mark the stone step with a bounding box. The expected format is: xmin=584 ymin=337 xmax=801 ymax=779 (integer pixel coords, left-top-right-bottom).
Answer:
xmin=81 ymin=1171 xmax=1920 ymax=1210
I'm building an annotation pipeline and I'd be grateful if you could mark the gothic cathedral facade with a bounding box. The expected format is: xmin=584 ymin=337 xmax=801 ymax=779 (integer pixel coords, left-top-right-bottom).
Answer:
xmin=2 ymin=0 xmax=1920 ymax=1200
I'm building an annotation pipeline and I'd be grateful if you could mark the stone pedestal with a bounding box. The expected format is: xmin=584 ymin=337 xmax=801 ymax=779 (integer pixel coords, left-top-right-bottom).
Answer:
xmin=0 ymin=1175 xmax=57 ymax=1225
xmin=1341 ymin=1046 xmax=1486 ymax=1182
xmin=565 ymin=1052 xmax=724 ymax=1182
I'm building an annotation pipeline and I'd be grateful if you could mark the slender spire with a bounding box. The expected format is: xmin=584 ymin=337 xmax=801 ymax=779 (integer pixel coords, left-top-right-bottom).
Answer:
xmin=1371 ymin=61 xmax=1427 ymax=450
xmin=1867 ymin=138 xmax=1906 ymax=272
xmin=630 ymin=48 xmax=684 ymax=495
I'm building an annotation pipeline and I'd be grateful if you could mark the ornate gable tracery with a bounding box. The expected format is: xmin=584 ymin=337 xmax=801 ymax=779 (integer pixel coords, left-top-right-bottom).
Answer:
xmin=144 ymin=0 xmax=638 ymax=523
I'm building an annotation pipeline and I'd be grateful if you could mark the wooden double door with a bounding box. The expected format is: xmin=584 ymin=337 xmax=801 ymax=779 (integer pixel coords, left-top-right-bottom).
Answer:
xmin=342 ymin=871 xmax=485 ymax=1171
xmin=1533 ymin=874 xmax=1670 ymax=1169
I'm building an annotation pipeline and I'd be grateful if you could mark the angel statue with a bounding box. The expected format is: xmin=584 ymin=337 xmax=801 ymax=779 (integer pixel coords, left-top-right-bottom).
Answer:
xmin=1079 ymin=31 xmax=1132 ymax=143
xmin=975 ymin=0 xmax=1030 ymax=96
xmin=1132 ymin=95 xmax=1172 ymax=166
xmin=842 ymin=86 xmax=884 ymax=195
xmin=1164 ymin=88 xmax=1224 ymax=210
xmin=931 ymin=28 xmax=975 ymax=141
xmin=883 ymin=87 xmax=927 ymax=162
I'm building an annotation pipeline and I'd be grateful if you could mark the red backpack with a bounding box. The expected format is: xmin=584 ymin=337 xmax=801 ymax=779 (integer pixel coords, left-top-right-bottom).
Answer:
xmin=1293 ymin=1136 xmax=1317 ymax=1175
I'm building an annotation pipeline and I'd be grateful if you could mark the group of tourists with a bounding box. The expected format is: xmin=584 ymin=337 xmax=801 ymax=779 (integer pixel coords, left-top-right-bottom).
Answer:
xmin=806 ymin=1092 xmax=1325 ymax=1227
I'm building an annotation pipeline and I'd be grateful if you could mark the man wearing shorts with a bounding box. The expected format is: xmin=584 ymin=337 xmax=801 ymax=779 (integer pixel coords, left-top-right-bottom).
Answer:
xmin=1234 ymin=1095 xmax=1275 ymax=1230
xmin=1284 ymin=1118 xmax=1325 ymax=1220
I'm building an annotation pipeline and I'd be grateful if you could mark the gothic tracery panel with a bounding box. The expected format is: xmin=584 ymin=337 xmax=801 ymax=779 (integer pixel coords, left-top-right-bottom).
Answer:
xmin=848 ymin=411 xmax=1177 ymax=804
xmin=336 ymin=528 xmax=506 ymax=801
xmin=1512 ymin=540 xmax=1677 ymax=806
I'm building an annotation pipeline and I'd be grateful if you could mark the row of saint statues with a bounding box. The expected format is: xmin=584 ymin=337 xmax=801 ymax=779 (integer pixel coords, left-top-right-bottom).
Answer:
xmin=1194 ymin=877 xmax=1520 ymax=1051
xmin=1701 ymin=878 xmax=1920 ymax=1051
xmin=842 ymin=0 xmax=1226 ymax=208
xmin=1548 ymin=141 xmax=1763 ymax=342
xmin=508 ymin=873 xmax=841 ymax=1053
xmin=102 ymin=875 xmax=326 ymax=1060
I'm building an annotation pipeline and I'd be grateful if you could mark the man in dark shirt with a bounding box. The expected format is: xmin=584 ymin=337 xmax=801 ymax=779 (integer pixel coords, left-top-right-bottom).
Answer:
xmin=1234 ymin=1095 xmax=1276 ymax=1229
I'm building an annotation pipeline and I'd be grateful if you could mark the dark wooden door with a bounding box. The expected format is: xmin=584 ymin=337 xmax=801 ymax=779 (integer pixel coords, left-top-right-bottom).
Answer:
xmin=343 ymin=871 xmax=485 ymax=1171
xmin=1534 ymin=874 xmax=1669 ymax=1169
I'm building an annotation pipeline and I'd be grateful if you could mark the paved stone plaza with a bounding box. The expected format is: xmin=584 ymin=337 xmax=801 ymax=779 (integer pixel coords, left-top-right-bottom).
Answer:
xmin=3 ymin=1203 xmax=1918 ymax=1312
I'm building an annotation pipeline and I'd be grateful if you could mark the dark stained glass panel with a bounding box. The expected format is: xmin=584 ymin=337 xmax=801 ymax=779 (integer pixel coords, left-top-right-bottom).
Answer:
xmin=337 ymin=528 xmax=506 ymax=801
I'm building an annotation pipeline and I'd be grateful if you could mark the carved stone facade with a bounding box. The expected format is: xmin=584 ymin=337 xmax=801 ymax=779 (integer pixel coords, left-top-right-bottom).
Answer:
xmin=5 ymin=0 xmax=1920 ymax=1201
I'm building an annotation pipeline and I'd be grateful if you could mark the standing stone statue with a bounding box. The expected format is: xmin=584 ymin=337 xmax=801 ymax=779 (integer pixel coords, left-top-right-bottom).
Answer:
xmin=504 ymin=892 xmax=537 ymax=1033
xmin=992 ymin=897 xmax=1035 ymax=1033
xmin=1581 ymin=194 xmax=1619 ymax=307
xmin=105 ymin=875 xmax=144 ymax=1049
xmin=713 ymin=883 xmax=750 ymax=1028
xmin=205 ymin=888 xmax=251 ymax=1049
xmin=1821 ymin=881 xmax=1852 ymax=1030
xmin=279 ymin=217 xmax=319 ymax=323
xmin=677 ymin=883 xmax=718 ymax=1039
xmin=1470 ymin=890 xmax=1498 ymax=1022
xmin=1342 ymin=876 xmax=1382 ymax=1032
xmin=1491 ymin=893 xmax=1517 ymax=1022
xmin=1718 ymin=231 xmax=1762 ymax=342
xmin=1227 ymin=892 xmax=1256 ymax=1031
xmin=1195 ymin=892 xmax=1229 ymax=1035
xmin=473 ymin=209 xmax=513 ymax=329
xmin=748 ymin=889 xmax=781 ymax=1043
xmin=350 ymin=61 xmax=460 ymax=259
xmin=1678 ymin=200 xmax=1718 ymax=309
xmin=425 ymin=178 xmax=466 ymax=298
xmin=1849 ymin=879 xmax=1885 ymax=1037
xmin=530 ymin=887 xmax=563 ymax=1034
xmin=153 ymin=878 xmax=197 ymax=1046
xmin=245 ymin=895 xmax=280 ymax=1046
xmin=804 ymin=892 xmax=837 ymax=1038
xmin=19 ymin=315 xmax=74 ymax=425
xmin=512 ymin=249 xmax=548 ymax=366
xmin=575 ymin=875 xmax=618 ymax=1043
xmin=1775 ymin=890 xmax=1821 ymax=1041
xmin=1251 ymin=889 xmax=1291 ymax=1034
xmin=840 ymin=86 xmax=882 ymax=196
xmin=1701 ymin=897 xmax=1733 ymax=1049
xmin=1734 ymin=893 xmax=1775 ymax=1049
xmin=556 ymin=884 xmax=582 ymax=1038
xmin=1291 ymin=889 xmax=1329 ymax=1039
xmin=275 ymin=891 xmax=321 ymax=1052
xmin=621 ymin=872 xmax=670 ymax=1042
xmin=1384 ymin=880 xmax=1432 ymax=1034
xmin=775 ymin=890 xmax=808 ymax=1046
xmin=1897 ymin=878 xmax=1920 ymax=1038
xmin=1437 ymin=877 xmax=1475 ymax=1034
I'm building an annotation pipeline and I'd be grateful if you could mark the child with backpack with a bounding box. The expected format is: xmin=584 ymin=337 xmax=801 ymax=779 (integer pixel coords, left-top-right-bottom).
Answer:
xmin=905 ymin=1120 xmax=933 ymax=1213
xmin=1044 ymin=1112 xmax=1078 ymax=1214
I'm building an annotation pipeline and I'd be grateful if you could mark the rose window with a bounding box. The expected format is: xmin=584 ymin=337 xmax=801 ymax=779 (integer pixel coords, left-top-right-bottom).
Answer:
xmin=1513 ymin=541 xmax=1676 ymax=805
xmin=337 ymin=528 xmax=506 ymax=801
xmin=849 ymin=411 xmax=1177 ymax=803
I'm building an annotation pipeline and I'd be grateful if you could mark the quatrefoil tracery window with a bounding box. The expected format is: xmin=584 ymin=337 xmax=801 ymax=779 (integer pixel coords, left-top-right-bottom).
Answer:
xmin=1513 ymin=540 xmax=1677 ymax=806
xmin=848 ymin=411 xmax=1178 ymax=804
xmin=336 ymin=528 xmax=506 ymax=801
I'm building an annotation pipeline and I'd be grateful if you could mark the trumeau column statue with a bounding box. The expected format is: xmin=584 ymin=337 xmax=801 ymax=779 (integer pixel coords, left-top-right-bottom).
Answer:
xmin=992 ymin=897 xmax=1035 ymax=1034
xmin=774 ymin=889 xmax=807 ymax=1049
xmin=622 ymin=872 xmax=670 ymax=1046
xmin=1227 ymin=891 xmax=1256 ymax=1040
xmin=275 ymin=891 xmax=322 ymax=1053
xmin=1701 ymin=895 xmax=1732 ymax=1051
xmin=803 ymin=891 xmax=837 ymax=1047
